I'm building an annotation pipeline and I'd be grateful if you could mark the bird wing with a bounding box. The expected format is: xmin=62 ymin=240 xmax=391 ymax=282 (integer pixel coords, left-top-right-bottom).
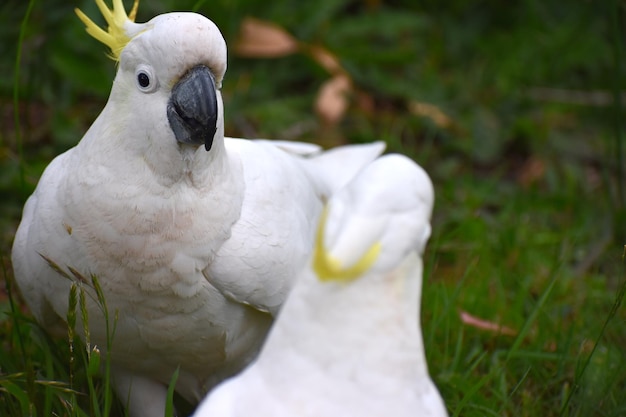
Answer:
xmin=11 ymin=149 xmax=80 ymax=335
xmin=204 ymin=139 xmax=385 ymax=315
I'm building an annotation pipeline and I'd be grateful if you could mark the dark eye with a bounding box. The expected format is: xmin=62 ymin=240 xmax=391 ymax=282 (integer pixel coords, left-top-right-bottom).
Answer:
xmin=137 ymin=72 xmax=150 ymax=88
xmin=135 ymin=65 xmax=158 ymax=93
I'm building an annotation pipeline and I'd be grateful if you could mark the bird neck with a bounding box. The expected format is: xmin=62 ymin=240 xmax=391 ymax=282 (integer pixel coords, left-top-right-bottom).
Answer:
xmin=80 ymin=103 xmax=233 ymax=190
xmin=259 ymin=253 xmax=431 ymax=386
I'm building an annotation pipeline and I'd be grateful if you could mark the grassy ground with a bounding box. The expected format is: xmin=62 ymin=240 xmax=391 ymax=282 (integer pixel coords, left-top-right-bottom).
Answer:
xmin=1 ymin=0 xmax=625 ymax=415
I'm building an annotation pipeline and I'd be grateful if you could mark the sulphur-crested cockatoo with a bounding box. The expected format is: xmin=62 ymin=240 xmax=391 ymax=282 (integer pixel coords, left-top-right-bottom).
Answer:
xmin=11 ymin=1 xmax=384 ymax=416
xmin=194 ymin=154 xmax=448 ymax=417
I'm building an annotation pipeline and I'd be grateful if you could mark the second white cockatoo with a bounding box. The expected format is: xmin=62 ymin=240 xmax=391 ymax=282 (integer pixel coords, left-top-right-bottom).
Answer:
xmin=194 ymin=154 xmax=448 ymax=417
xmin=11 ymin=1 xmax=384 ymax=416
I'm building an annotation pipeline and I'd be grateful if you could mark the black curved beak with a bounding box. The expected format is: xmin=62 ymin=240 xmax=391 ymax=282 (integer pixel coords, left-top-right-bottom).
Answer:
xmin=167 ymin=65 xmax=218 ymax=151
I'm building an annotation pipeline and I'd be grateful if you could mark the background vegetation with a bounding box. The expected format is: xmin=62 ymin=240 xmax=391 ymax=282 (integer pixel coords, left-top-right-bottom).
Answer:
xmin=1 ymin=0 xmax=625 ymax=415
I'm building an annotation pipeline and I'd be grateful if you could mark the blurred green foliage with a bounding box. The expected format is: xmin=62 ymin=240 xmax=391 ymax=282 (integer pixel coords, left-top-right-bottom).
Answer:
xmin=1 ymin=0 xmax=625 ymax=416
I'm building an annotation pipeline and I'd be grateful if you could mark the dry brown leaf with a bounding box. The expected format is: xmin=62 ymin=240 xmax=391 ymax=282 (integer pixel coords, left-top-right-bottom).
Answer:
xmin=355 ymin=91 xmax=375 ymax=115
xmin=315 ymin=74 xmax=353 ymax=126
xmin=307 ymin=45 xmax=344 ymax=75
xmin=365 ymin=0 xmax=381 ymax=8
xmin=459 ymin=310 xmax=517 ymax=336
xmin=235 ymin=17 xmax=299 ymax=58
xmin=517 ymin=156 xmax=546 ymax=187
xmin=409 ymin=100 xmax=453 ymax=129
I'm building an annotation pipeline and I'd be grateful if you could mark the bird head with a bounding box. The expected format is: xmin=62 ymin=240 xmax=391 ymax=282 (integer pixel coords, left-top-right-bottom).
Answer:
xmin=313 ymin=206 xmax=382 ymax=283
xmin=76 ymin=0 xmax=226 ymax=152
xmin=313 ymin=154 xmax=434 ymax=284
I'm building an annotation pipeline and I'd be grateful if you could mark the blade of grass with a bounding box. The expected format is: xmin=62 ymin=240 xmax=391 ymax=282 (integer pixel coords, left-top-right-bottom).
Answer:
xmin=73 ymin=283 xmax=103 ymax=417
xmin=67 ymin=284 xmax=78 ymax=389
xmin=2 ymin=257 xmax=28 ymax=377
xmin=451 ymin=347 xmax=492 ymax=416
xmin=164 ymin=367 xmax=180 ymax=417
xmin=558 ymin=246 xmax=626 ymax=416
xmin=12 ymin=0 xmax=36 ymax=190
xmin=192 ymin=0 xmax=209 ymax=12
xmin=499 ymin=366 xmax=531 ymax=415
xmin=91 ymin=274 xmax=118 ymax=417
xmin=505 ymin=269 xmax=559 ymax=361
xmin=0 ymin=380 xmax=33 ymax=417
xmin=610 ymin=0 xmax=625 ymax=210
xmin=2 ymin=256 xmax=38 ymax=415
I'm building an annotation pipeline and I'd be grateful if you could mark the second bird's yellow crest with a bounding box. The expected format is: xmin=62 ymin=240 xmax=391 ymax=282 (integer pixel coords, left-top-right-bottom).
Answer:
xmin=75 ymin=0 xmax=140 ymax=61
xmin=312 ymin=207 xmax=381 ymax=283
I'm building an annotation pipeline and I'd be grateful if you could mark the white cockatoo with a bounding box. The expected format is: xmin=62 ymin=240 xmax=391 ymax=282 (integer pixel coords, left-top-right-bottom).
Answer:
xmin=10 ymin=1 xmax=384 ymax=416
xmin=194 ymin=154 xmax=448 ymax=417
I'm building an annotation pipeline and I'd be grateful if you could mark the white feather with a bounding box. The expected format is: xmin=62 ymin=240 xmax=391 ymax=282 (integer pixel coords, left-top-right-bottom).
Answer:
xmin=194 ymin=154 xmax=447 ymax=417
xmin=11 ymin=11 xmax=384 ymax=417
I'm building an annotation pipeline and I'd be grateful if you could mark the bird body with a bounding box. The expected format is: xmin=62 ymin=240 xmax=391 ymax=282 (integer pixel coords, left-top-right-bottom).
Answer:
xmin=194 ymin=154 xmax=448 ymax=417
xmin=11 ymin=2 xmax=384 ymax=416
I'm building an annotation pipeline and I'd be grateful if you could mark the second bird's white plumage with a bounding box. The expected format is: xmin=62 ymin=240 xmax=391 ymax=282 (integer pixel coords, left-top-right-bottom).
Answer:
xmin=194 ymin=154 xmax=448 ymax=417
xmin=11 ymin=8 xmax=384 ymax=417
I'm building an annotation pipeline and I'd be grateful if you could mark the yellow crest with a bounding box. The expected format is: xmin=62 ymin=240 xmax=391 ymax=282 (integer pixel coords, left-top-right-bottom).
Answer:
xmin=75 ymin=0 xmax=140 ymax=61
xmin=312 ymin=207 xmax=381 ymax=283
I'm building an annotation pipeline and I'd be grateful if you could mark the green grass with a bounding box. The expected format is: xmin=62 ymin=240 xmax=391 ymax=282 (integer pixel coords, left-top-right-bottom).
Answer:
xmin=1 ymin=0 xmax=625 ymax=416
